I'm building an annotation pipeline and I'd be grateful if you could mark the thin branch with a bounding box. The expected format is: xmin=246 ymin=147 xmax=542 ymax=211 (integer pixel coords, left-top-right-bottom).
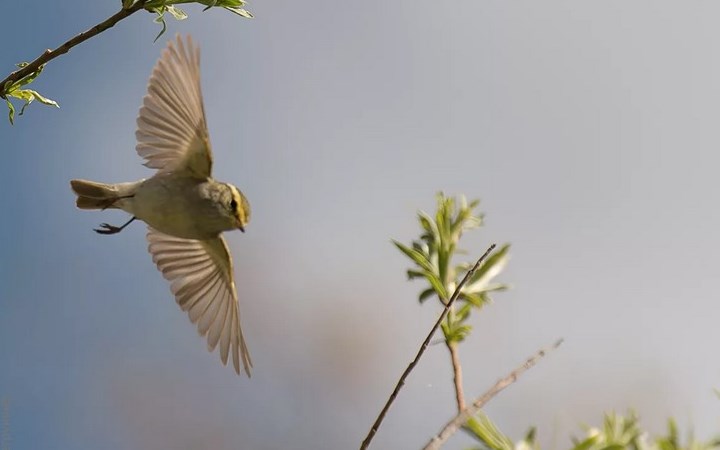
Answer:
xmin=359 ymin=244 xmax=497 ymax=450
xmin=0 ymin=1 xmax=148 ymax=98
xmin=423 ymin=338 xmax=564 ymax=450
xmin=447 ymin=341 xmax=466 ymax=412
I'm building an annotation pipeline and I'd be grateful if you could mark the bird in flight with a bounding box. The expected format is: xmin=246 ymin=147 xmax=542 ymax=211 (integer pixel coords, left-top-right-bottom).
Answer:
xmin=70 ymin=34 xmax=253 ymax=376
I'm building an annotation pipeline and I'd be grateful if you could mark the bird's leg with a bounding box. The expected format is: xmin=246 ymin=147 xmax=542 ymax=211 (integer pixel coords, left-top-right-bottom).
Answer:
xmin=95 ymin=217 xmax=137 ymax=235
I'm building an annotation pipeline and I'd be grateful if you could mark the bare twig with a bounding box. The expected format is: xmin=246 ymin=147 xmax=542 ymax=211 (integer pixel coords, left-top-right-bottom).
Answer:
xmin=446 ymin=341 xmax=466 ymax=412
xmin=0 ymin=1 xmax=148 ymax=98
xmin=423 ymin=338 xmax=564 ymax=450
xmin=359 ymin=244 xmax=497 ymax=450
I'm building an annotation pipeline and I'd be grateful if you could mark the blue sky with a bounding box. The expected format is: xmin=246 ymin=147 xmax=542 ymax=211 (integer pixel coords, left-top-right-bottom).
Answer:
xmin=3 ymin=1 xmax=720 ymax=449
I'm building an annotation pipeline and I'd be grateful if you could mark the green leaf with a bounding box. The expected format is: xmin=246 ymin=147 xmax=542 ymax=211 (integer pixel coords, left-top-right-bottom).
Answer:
xmin=392 ymin=240 xmax=434 ymax=273
xmin=425 ymin=272 xmax=449 ymax=301
xmin=464 ymin=411 xmax=513 ymax=450
xmin=463 ymin=244 xmax=510 ymax=294
xmin=192 ymin=0 xmax=254 ymax=18
xmin=7 ymin=61 xmax=44 ymax=92
xmin=459 ymin=292 xmax=487 ymax=308
xmin=223 ymin=6 xmax=253 ymax=18
xmin=166 ymin=5 xmax=188 ymax=19
xmin=406 ymin=269 xmax=425 ymax=280
xmin=6 ymin=98 xmax=15 ymax=125
xmin=516 ymin=427 xmax=540 ymax=450
xmin=666 ymin=418 xmax=679 ymax=448
xmin=22 ymin=89 xmax=59 ymax=107
xmin=152 ymin=12 xmax=169 ymax=42
xmin=5 ymin=87 xmax=59 ymax=123
xmin=437 ymin=246 xmax=450 ymax=288
xmin=146 ymin=2 xmax=189 ymax=42
xmin=456 ymin=303 xmax=472 ymax=321
xmin=4 ymin=62 xmax=56 ymax=124
xmin=418 ymin=211 xmax=439 ymax=242
xmin=443 ymin=318 xmax=472 ymax=343
xmin=571 ymin=435 xmax=600 ymax=450
xmin=599 ymin=445 xmax=625 ymax=450
xmin=418 ymin=287 xmax=436 ymax=303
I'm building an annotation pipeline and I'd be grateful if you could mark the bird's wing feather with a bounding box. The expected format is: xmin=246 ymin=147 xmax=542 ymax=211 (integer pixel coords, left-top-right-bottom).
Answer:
xmin=146 ymin=227 xmax=252 ymax=376
xmin=136 ymin=34 xmax=213 ymax=178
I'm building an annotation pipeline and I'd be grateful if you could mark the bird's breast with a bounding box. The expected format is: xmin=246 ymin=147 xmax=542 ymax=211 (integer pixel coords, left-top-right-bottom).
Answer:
xmin=127 ymin=177 xmax=225 ymax=240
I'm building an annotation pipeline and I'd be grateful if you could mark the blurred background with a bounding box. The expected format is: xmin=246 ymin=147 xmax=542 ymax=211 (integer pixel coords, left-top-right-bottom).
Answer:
xmin=2 ymin=1 xmax=720 ymax=449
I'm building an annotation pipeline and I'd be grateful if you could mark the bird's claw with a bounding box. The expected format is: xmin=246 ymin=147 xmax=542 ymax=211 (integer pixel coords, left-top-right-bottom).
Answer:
xmin=94 ymin=223 xmax=122 ymax=235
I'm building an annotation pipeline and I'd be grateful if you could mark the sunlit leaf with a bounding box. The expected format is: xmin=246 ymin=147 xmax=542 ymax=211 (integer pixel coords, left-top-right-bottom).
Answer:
xmin=166 ymin=5 xmax=187 ymax=19
xmin=464 ymin=244 xmax=511 ymax=294
xmin=22 ymin=89 xmax=58 ymax=107
xmin=465 ymin=410 xmax=513 ymax=450
xmin=224 ymin=6 xmax=253 ymax=17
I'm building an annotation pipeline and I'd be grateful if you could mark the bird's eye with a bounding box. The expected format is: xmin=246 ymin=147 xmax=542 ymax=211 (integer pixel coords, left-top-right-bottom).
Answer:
xmin=230 ymin=198 xmax=237 ymax=211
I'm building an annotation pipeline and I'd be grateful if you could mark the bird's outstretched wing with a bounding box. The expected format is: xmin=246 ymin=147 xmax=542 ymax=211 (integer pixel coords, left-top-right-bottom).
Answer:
xmin=136 ymin=34 xmax=213 ymax=178
xmin=147 ymin=228 xmax=252 ymax=376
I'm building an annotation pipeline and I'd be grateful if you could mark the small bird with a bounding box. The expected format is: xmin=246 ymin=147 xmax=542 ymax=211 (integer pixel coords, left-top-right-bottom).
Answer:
xmin=70 ymin=35 xmax=252 ymax=376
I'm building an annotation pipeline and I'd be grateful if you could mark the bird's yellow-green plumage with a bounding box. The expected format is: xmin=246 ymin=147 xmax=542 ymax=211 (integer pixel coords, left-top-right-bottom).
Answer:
xmin=69 ymin=34 xmax=253 ymax=377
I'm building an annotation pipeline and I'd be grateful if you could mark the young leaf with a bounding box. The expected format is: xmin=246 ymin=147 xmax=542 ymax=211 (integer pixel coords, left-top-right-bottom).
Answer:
xmin=456 ymin=303 xmax=473 ymax=321
xmin=418 ymin=287 xmax=436 ymax=303
xmin=393 ymin=240 xmax=434 ymax=273
xmin=464 ymin=411 xmax=514 ymax=450
xmin=223 ymin=6 xmax=253 ymax=18
xmin=424 ymin=272 xmax=448 ymax=301
xmin=166 ymin=5 xmax=188 ymax=20
xmin=6 ymin=99 xmax=15 ymax=125
xmin=6 ymin=88 xmax=59 ymax=123
xmin=152 ymin=12 xmax=169 ymax=42
xmin=458 ymin=291 xmax=485 ymax=308
xmin=464 ymin=244 xmax=510 ymax=294
xmin=4 ymin=62 xmax=58 ymax=124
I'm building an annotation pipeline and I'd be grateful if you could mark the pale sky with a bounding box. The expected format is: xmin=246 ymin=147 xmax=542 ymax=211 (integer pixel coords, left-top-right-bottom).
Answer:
xmin=2 ymin=1 xmax=720 ymax=449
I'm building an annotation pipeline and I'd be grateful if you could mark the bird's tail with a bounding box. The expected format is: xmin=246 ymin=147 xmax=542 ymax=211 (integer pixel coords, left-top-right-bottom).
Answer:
xmin=70 ymin=179 xmax=138 ymax=210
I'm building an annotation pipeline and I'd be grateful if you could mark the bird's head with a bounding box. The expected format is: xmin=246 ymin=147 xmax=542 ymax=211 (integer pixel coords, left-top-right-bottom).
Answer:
xmin=226 ymin=183 xmax=251 ymax=232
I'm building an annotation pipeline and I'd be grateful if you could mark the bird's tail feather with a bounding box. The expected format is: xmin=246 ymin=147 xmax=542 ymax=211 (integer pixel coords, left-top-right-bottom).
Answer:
xmin=70 ymin=179 xmax=135 ymax=210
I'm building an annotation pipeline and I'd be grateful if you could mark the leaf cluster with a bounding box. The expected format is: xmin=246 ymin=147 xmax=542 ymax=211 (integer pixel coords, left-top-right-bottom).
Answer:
xmin=3 ymin=63 xmax=58 ymax=125
xmin=393 ymin=193 xmax=510 ymax=344
xmin=136 ymin=0 xmax=253 ymax=41
xmin=509 ymin=411 xmax=720 ymax=450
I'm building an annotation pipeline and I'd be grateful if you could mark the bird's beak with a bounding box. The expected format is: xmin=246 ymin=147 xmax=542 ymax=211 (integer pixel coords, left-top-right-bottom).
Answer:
xmin=238 ymin=225 xmax=245 ymax=233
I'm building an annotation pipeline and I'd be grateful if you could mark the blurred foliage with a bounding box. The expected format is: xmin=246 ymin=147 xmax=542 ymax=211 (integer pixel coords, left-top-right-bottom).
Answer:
xmin=3 ymin=63 xmax=58 ymax=125
xmin=394 ymin=193 xmax=510 ymax=448
xmin=464 ymin=411 xmax=515 ymax=450
xmin=393 ymin=193 xmax=510 ymax=345
xmin=481 ymin=411 xmax=720 ymax=450
xmin=393 ymin=197 xmax=720 ymax=450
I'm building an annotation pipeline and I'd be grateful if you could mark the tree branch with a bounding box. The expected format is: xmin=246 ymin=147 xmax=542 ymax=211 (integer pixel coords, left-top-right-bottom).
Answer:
xmin=359 ymin=244 xmax=497 ymax=450
xmin=447 ymin=341 xmax=466 ymax=412
xmin=0 ymin=1 xmax=148 ymax=98
xmin=422 ymin=338 xmax=564 ymax=450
